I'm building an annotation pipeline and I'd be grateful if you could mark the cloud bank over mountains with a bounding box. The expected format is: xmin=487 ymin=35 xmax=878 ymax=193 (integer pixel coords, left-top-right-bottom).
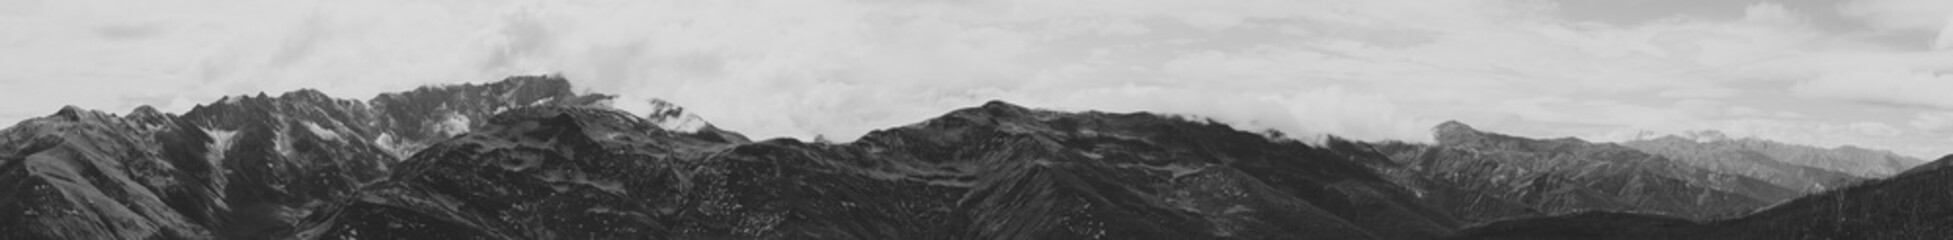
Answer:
xmin=2 ymin=0 xmax=1952 ymax=158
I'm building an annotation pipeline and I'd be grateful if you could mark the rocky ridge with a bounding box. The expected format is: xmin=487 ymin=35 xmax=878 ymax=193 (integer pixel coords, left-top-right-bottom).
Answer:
xmin=0 ymin=76 xmax=610 ymax=239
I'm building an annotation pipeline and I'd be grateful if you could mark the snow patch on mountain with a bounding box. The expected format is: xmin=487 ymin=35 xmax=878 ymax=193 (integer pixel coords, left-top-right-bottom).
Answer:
xmin=1592 ymin=129 xmax=1738 ymax=143
xmin=301 ymin=121 xmax=341 ymax=141
xmin=274 ymin=125 xmax=295 ymax=158
xmin=374 ymin=133 xmax=396 ymax=151
xmin=640 ymin=99 xmax=709 ymax=133
xmin=1678 ymin=130 xmax=1732 ymax=143
xmin=654 ymin=115 xmax=709 ymax=133
xmin=203 ymin=128 xmax=239 ymax=165
xmin=372 ymin=133 xmax=417 ymax=160
xmin=436 ymin=113 xmax=471 ymax=136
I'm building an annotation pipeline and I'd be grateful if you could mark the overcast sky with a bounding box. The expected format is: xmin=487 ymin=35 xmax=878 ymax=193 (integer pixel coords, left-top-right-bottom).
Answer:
xmin=3 ymin=0 xmax=1953 ymax=158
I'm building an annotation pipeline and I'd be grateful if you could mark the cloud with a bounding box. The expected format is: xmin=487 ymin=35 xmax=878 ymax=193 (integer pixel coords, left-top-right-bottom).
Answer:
xmin=1790 ymin=69 xmax=1953 ymax=109
xmin=1657 ymin=86 xmax=1743 ymax=98
xmin=1850 ymin=121 xmax=1904 ymax=137
xmin=92 ymin=23 xmax=168 ymax=41
xmin=1940 ymin=20 xmax=1953 ymax=50
xmin=1910 ymin=111 xmax=1953 ymax=131
xmin=1840 ymin=0 xmax=1953 ymax=32
xmin=3 ymin=0 xmax=1953 ymax=158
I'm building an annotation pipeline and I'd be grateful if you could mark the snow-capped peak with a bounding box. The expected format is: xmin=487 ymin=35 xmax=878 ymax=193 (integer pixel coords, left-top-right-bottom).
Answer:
xmin=1676 ymin=130 xmax=1731 ymax=143
xmin=1593 ymin=129 xmax=1736 ymax=143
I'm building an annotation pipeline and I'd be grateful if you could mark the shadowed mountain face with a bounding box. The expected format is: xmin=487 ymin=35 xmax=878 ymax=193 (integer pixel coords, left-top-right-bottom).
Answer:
xmin=1363 ymin=121 xmax=1793 ymax=221
xmin=1620 ymin=136 xmax=1868 ymax=193
xmin=0 ymin=76 xmax=610 ymax=239
xmin=289 ymin=101 xmax=1483 ymax=240
xmin=1449 ymin=155 xmax=1953 ymax=240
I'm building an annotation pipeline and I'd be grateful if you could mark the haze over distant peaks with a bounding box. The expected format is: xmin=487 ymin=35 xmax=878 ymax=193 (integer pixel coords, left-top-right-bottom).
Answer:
xmin=1 ymin=77 xmax=1947 ymax=240
xmin=1619 ymin=131 xmax=1924 ymax=178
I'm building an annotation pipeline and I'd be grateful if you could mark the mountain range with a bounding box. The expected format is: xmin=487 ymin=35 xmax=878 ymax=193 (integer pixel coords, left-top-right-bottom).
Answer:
xmin=1365 ymin=121 xmax=1793 ymax=222
xmin=1452 ymin=154 xmax=1953 ymax=239
xmin=0 ymin=76 xmax=1936 ymax=239
xmin=1618 ymin=132 xmax=1918 ymax=194
xmin=0 ymin=76 xmax=612 ymax=239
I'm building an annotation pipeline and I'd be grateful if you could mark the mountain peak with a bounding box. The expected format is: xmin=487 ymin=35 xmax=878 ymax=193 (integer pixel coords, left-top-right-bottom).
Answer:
xmin=128 ymin=105 xmax=161 ymax=117
xmin=643 ymin=99 xmax=711 ymax=133
xmin=498 ymin=74 xmax=572 ymax=88
xmin=279 ymin=88 xmax=334 ymax=102
xmin=1433 ymin=120 xmax=1509 ymax=148
xmin=1436 ymin=120 xmax=1472 ymax=130
xmin=977 ymin=100 xmax=1037 ymax=116
xmin=981 ymin=100 xmax=1026 ymax=110
xmin=645 ymin=99 xmax=686 ymax=119
xmin=922 ymin=100 xmax=1039 ymax=125
xmin=1677 ymin=130 xmax=1731 ymax=142
xmin=48 ymin=105 xmax=118 ymax=123
xmin=487 ymin=75 xmax=576 ymax=100
xmin=53 ymin=105 xmax=85 ymax=118
xmin=1434 ymin=120 xmax=1481 ymax=136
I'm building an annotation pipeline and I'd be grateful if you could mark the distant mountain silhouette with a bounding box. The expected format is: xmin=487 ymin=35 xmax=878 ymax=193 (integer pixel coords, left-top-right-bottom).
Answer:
xmin=1449 ymin=154 xmax=1953 ymax=239
xmin=1620 ymin=135 xmax=1882 ymax=194
xmin=1622 ymin=131 xmax=1922 ymax=179
xmin=1364 ymin=121 xmax=1791 ymax=223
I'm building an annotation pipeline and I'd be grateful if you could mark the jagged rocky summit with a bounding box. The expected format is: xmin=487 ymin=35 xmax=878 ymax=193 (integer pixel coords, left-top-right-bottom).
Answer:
xmin=0 ymin=76 xmax=617 ymax=239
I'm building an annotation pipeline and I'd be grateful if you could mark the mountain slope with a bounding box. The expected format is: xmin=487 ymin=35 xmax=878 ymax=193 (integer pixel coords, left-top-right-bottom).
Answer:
xmin=1362 ymin=121 xmax=1792 ymax=222
xmin=1620 ymin=135 xmax=1865 ymax=193
xmin=1450 ymin=154 xmax=1953 ymax=239
xmin=291 ymin=101 xmax=1475 ymax=239
xmin=0 ymin=76 xmax=607 ymax=239
xmin=0 ymin=107 xmax=216 ymax=239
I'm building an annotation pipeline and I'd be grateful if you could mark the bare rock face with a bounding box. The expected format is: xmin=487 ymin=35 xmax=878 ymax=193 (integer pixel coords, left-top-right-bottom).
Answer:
xmin=0 ymin=76 xmax=607 ymax=239
xmin=1366 ymin=121 xmax=1792 ymax=222
xmin=290 ymin=101 xmax=1474 ymax=240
